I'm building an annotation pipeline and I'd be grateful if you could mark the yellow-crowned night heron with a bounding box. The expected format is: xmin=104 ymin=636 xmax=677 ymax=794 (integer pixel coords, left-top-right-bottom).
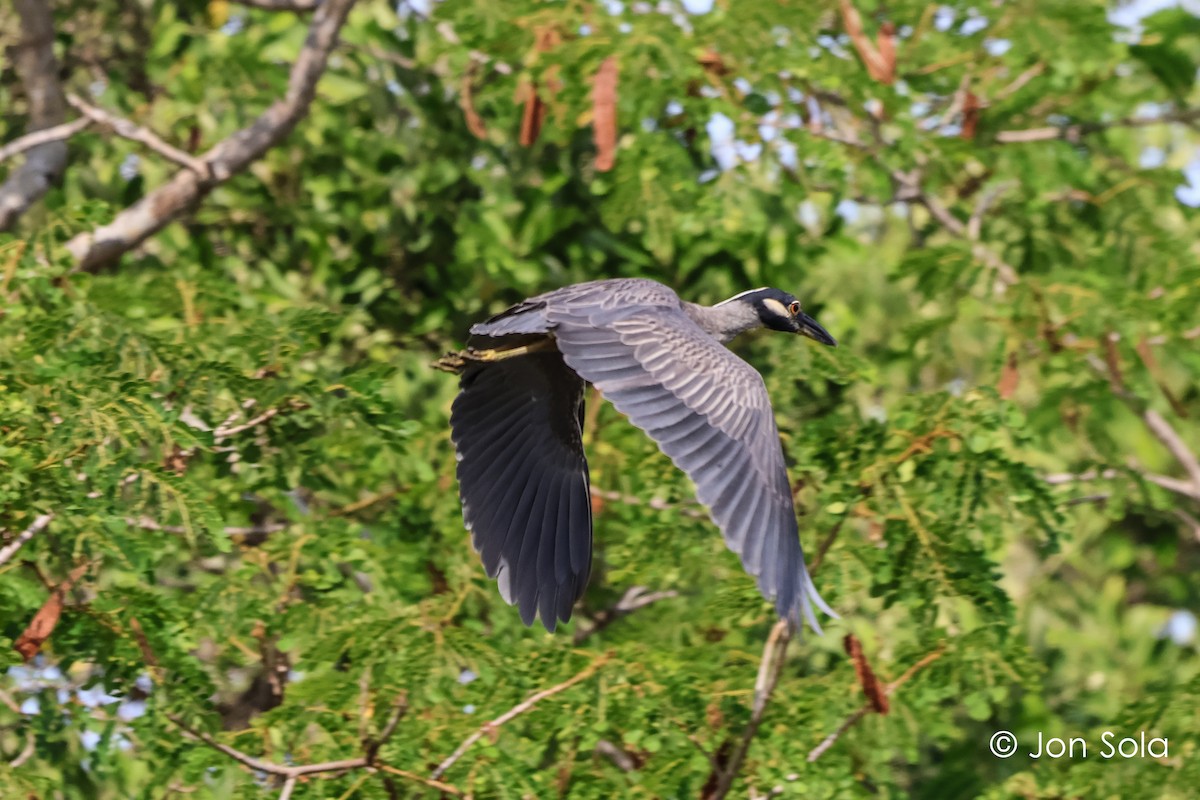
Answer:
xmin=437 ymin=278 xmax=838 ymax=633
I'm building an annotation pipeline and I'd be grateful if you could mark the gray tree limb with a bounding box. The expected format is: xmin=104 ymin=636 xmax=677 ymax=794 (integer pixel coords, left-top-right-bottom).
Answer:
xmin=0 ymin=0 xmax=70 ymax=231
xmin=66 ymin=0 xmax=358 ymax=272
xmin=0 ymin=118 xmax=91 ymax=165
xmin=65 ymin=95 xmax=210 ymax=176
xmin=0 ymin=514 xmax=54 ymax=567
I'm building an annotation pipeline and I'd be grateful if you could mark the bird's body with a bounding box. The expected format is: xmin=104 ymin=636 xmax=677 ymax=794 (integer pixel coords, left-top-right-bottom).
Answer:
xmin=438 ymin=278 xmax=837 ymax=633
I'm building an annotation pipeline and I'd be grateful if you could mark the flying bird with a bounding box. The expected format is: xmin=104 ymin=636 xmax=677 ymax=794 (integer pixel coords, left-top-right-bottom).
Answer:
xmin=436 ymin=278 xmax=838 ymax=633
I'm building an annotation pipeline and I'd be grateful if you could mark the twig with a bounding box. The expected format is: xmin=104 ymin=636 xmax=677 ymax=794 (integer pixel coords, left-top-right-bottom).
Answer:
xmin=125 ymin=516 xmax=289 ymax=537
xmin=0 ymin=513 xmax=53 ymax=567
xmin=430 ymin=652 xmax=611 ymax=780
xmin=168 ymin=696 xmax=428 ymax=796
xmin=1083 ymin=352 xmax=1200 ymax=500
xmin=66 ymin=0 xmax=358 ymax=271
xmin=0 ymin=687 xmax=37 ymax=768
xmin=1175 ymin=509 xmax=1200 ymax=543
xmin=573 ymin=585 xmax=680 ymax=644
xmin=0 ymin=118 xmax=92 ymax=164
xmin=807 ymin=645 xmax=944 ymax=761
xmin=1142 ymin=410 xmax=1200 ymax=498
xmin=0 ymin=0 xmax=70 ymax=230
xmin=804 ymin=706 xmax=870 ymax=764
xmin=233 ymin=0 xmax=319 ymax=10
xmin=807 ymin=517 xmax=846 ymax=576
xmin=996 ymin=107 xmax=1200 ymax=143
xmin=707 ymin=619 xmax=790 ymax=799
xmin=364 ymin=692 xmax=409 ymax=763
xmin=65 ymin=95 xmax=211 ymax=177
xmin=1044 ymin=469 xmax=1200 ymax=502
xmin=589 ymin=487 xmax=707 ymax=520
xmin=214 ymin=407 xmax=283 ymax=440
xmin=376 ymin=765 xmax=463 ymax=795
xmin=966 ymin=180 xmax=1017 ymax=241
xmin=890 ymin=168 xmax=1020 ymax=288
xmin=991 ymin=63 xmax=1045 ymax=102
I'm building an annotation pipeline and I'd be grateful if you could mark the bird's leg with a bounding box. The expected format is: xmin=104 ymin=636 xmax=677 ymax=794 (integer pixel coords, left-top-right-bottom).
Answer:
xmin=432 ymin=338 xmax=554 ymax=374
xmin=465 ymin=339 xmax=554 ymax=362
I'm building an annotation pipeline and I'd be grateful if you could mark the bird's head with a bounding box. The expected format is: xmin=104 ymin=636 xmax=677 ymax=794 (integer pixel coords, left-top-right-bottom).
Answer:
xmin=719 ymin=288 xmax=838 ymax=346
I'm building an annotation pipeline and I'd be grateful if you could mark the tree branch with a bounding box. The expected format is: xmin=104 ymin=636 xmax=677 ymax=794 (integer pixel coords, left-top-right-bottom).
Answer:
xmin=806 ymin=644 xmax=944 ymax=762
xmin=1142 ymin=409 xmax=1200 ymax=498
xmin=1044 ymin=469 xmax=1200 ymax=502
xmin=1 ymin=687 xmax=36 ymax=768
xmin=0 ymin=0 xmax=70 ymax=231
xmin=890 ymin=168 xmax=1020 ymax=288
xmin=0 ymin=118 xmax=92 ymax=165
xmin=0 ymin=513 xmax=53 ymax=567
xmin=573 ymin=585 xmax=680 ymax=644
xmin=233 ymin=0 xmax=320 ymax=10
xmin=124 ymin=516 xmax=289 ymax=537
xmin=430 ymin=652 xmax=611 ymax=780
xmin=166 ymin=690 xmax=422 ymax=792
xmin=706 ymin=619 xmax=790 ymax=800
xmin=66 ymin=0 xmax=358 ymax=272
xmin=65 ymin=95 xmax=211 ymax=177
xmin=589 ymin=486 xmax=707 ymax=520
xmin=1083 ymin=351 xmax=1200 ymax=500
xmin=996 ymin=107 xmax=1200 ymax=144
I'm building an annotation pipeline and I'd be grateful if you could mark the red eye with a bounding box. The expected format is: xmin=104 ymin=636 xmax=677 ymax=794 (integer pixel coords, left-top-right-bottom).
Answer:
xmin=788 ymin=301 xmax=802 ymax=315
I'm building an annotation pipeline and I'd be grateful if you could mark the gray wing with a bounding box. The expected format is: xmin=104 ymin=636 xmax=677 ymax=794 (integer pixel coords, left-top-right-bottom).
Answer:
xmin=549 ymin=305 xmax=835 ymax=632
xmin=450 ymin=351 xmax=592 ymax=631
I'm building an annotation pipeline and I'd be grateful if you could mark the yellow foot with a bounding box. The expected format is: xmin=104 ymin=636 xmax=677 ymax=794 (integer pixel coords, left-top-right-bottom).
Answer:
xmin=432 ymin=352 xmax=467 ymax=374
xmin=432 ymin=339 xmax=553 ymax=374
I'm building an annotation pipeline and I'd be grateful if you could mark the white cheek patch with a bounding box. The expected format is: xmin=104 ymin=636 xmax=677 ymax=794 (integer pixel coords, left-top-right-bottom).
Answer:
xmin=762 ymin=298 xmax=790 ymax=318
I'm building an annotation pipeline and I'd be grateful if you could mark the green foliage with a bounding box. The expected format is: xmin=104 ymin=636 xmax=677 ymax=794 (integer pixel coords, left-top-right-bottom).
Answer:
xmin=2 ymin=0 xmax=1199 ymax=797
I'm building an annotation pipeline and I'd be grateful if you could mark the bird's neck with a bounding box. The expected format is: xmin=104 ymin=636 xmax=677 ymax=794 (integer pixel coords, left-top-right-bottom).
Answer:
xmin=683 ymin=301 xmax=764 ymax=344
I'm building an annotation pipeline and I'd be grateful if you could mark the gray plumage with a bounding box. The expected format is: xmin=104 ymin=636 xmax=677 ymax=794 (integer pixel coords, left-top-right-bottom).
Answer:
xmin=443 ymin=278 xmax=838 ymax=633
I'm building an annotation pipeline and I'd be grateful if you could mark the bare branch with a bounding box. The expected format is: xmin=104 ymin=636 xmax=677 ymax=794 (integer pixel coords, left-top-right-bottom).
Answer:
xmin=891 ymin=168 xmax=1020 ymax=288
xmin=1044 ymin=469 xmax=1200 ymax=502
xmin=1142 ymin=409 xmax=1200 ymax=498
xmin=573 ymin=585 xmax=680 ymax=644
xmin=967 ymin=180 xmax=1017 ymax=241
xmin=66 ymin=0 xmax=358 ymax=271
xmin=0 ymin=687 xmax=37 ymax=768
xmin=125 ymin=516 xmax=289 ymax=537
xmin=0 ymin=0 xmax=70 ymax=231
xmin=363 ymin=692 xmax=409 ymax=763
xmin=377 ymin=766 xmax=463 ymax=796
xmin=707 ymin=619 xmax=790 ymax=799
xmin=65 ymin=95 xmax=211 ymax=177
xmin=996 ymin=107 xmax=1200 ymax=144
xmin=0 ymin=513 xmax=53 ymax=567
xmin=0 ymin=118 xmax=91 ymax=164
xmin=214 ymin=407 xmax=284 ymax=440
xmin=991 ymin=63 xmax=1045 ymax=102
xmin=431 ymin=652 xmax=611 ymax=780
xmin=1082 ymin=352 xmax=1200 ymax=500
xmin=589 ymin=486 xmax=707 ymax=520
xmin=807 ymin=645 xmax=944 ymax=762
xmin=233 ymin=0 xmax=320 ymax=10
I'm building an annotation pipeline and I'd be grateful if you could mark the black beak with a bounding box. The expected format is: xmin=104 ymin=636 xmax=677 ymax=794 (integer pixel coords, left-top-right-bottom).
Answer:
xmin=796 ymin=311 xmax=837 ymax=347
